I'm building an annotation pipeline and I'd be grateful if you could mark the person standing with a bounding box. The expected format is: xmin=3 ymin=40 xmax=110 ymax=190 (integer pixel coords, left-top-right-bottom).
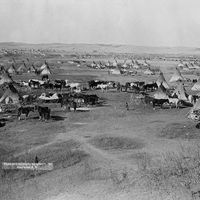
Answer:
xmin=125 ymin=102 xmax=129 ymax=111
xmin=73 ymin=101 xmax=77 ymax=112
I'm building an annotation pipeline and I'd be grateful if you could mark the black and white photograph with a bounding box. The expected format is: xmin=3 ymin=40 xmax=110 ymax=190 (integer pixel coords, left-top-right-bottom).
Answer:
xmin=1 ymin=0 xmax=200 ymax=199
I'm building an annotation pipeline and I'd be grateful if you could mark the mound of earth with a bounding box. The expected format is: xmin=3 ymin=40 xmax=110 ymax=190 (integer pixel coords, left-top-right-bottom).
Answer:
xmin=13 ymin=139 xmax=88 ymax=169
xmin=89 ymin=136 xmax=144 ymax=151
xmin=159 ymin=122 xmax=200 ymax=139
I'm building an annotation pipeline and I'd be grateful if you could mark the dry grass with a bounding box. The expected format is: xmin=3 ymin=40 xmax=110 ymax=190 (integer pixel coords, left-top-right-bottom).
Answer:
xmin=159 ymin=122 xmax=200 ymax=139
xmin=137 ymin=145 xmax=200 ymax=199
xmin=89 ymin=135 xmax=144 ymax=151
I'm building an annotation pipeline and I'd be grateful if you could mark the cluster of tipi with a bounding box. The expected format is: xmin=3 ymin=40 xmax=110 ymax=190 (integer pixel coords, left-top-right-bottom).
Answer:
xmin=153 ymin=67 xmax=187 ymax=100
xmin=0 ymin=60 xmax=52 ymax=105
xmin=5 ymin=59 xmax=51 ymax=76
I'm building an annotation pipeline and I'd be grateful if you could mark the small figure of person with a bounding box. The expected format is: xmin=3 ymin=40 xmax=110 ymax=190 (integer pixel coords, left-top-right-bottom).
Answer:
xmin=67 ymin=104 xmax=71 ymax=112
xmin=125 ymin=102 xmax=129 ymax=111
xmin=73 ymin=101 xmax=77 ymax=112
xmin=35 ymin=155 xmax=39 ymax=163
xmin=117 ymin=82 xmax=121 ymax=92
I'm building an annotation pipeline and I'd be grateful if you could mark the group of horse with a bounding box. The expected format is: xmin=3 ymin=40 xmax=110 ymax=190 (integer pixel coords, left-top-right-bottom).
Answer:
xmin=88 ymin=79 xmax=158 ymax=93
xmin=18 ymin=91 xmax=100 ymax=120
xmin=87 ymin=79 xmax=200 ymax=110
xmin=20 ymin=79 xmax=81 ymax=91
xmin=18 ymin=105 xmax=51 ymax=121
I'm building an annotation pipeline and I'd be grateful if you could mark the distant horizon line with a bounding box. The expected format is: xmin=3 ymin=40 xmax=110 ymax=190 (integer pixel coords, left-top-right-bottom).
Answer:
xmin=0 ymin=41 xmax=198 ymax=49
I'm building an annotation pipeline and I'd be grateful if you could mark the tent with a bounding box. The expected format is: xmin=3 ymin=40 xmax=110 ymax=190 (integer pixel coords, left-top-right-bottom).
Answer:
xmin=191 ymin=79 xmax=200 ymax=91
xmin=156 ymin=72 xmax=170 ymax=89
xmin=40 ymin=63 xmax=47 ymax=70
xmin=17 ymin=62 xmax=27 ymax=73
xmin=0 ymin=72 xmax=13 ymax=85
xmin=188 ymin=62 xmax=200 ymax=70
xmin=7 ymin=64 xmax=16 ymax=74
xmin=109 ymin=69 xmax=121 ymax=75
xmin=178 ymin=62 xmax=184 ymax=68
xmin=169 ymin=68 xmax=184 ymax=83
xmin=182 ymin=64 xmax=190 ymax=71
xmin=173 ymin=83 xmax=188 ymax=101
xmin=39 ymin=93 xmax=59 ymax=100
xmin=188 ymin=98 xmax=200 ymax=120
xmin=143 ymin=68 xmax=155 ymax=75
xmin=40 ymin=63 xmax=51 ymax=75
xmin=132 ymin=62 xmax=140 ymax=69
xmin=152 ymin=84 xmax=169 ymax=99
xmin=0 ymin=84 xmax=20 ymax=104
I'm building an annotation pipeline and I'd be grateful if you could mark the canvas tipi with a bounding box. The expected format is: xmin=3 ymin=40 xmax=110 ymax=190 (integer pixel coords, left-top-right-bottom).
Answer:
xmin=191 ymin=79 xmax=200 ymax=91
xmin=0 ymin=72 xmax=13 ymax=85
xmin=169 ymin=68 xmax=184 ymax=83
xmin=156 ymin=72 xmax=169 ymax=89
xmin=40 ymin=65 xmax=51 ymax=75
xmin=17 ymin=61 xmax=27 ymax=74
xmin=7 ymin=64 xmax=16 ymax=74
xmin=152 ymin=84 xmax=169 ymax=99
xmin=143 ymin=68 xmax=154 ymax=75
xmin=173 ymin=83 xmax=188 ymax=101
xmin=0 ymin=84 xmax=20 ymax=104
xmin=188 ymin=98 xmax=200 ymax=120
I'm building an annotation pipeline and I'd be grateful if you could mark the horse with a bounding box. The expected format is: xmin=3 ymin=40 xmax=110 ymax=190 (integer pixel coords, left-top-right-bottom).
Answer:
xmin=17 ymin=106 xmax=35 ymax=120
xmin=35 ymin=106 xmax=51 ymax=120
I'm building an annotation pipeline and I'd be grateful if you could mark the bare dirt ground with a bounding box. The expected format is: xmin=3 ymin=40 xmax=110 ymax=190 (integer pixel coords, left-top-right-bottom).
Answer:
xmin=0 ymin=45 xmax=200 ymax=200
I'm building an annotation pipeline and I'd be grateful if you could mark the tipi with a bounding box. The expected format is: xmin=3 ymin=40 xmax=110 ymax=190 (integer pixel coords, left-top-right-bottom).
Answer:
xmin=152 ymin=84 xmax=169 ymax=99
xmin=0 ymin=72 xmax=13 ymax=85
xmin=109 ymin=69 xmax=121 ymax=75
xmin=173 ymin=83 xmax=188 ymax=101
xmin=169 ymin=68 xmax=184 ymax=83
xmin=188 ymin=98 xmax=200 ymax=120
xmin=7 ymin=64 xmax=16 ymax=74
xmin=156 ymin=72 xmax=169 ymax=89
xmin=143 ymin=68 xmax=154 ymax=75
xmin=191 ymin=79 xmax=200 ymax=91
xmin=17 ymin=61 xmax=27 ymax=74
xmin=40 ymin=65 xmax=51 ymax=75
xmin=0 ymin=84 xmax=20 ymax=104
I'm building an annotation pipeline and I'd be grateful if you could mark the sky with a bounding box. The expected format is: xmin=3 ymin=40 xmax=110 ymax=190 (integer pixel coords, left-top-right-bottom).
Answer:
xmin=0 ymin=0 xmax=200 ymax=47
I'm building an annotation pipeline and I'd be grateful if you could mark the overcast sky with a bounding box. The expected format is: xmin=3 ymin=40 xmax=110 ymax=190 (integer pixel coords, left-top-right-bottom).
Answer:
xmin=0 ymin=0 xmax=200 ymax=47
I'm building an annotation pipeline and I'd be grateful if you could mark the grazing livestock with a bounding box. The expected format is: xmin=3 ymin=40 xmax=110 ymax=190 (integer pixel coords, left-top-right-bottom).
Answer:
xmin=54 ymin=80 xmax=66 ymax=90
xmin=168 ymin=98 xmax=180 ymax=108
xmin=152 ymin=99 xmax=169 ymax=110
xmin=18 ymin=106 xmax=35 ymax=120
xmin=97 ymin=84 xmax=108 ymax=92
xmin=28 ymin=80 xmax=40 ymax=89
xmin=143 ymin=83 xmax=158 ymax=92
xmin=41 ymin=82 xmax=54 ymax=90
xmin=36 ymin=106 xmax=51 ymax=120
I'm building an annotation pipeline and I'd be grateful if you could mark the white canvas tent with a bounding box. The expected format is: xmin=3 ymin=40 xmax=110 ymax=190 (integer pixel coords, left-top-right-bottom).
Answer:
xmin=143 ymin=68 xmax=154 ymax=75
xmin=188 ymin=98 xmax=200 ymax=120
xmin=7 ymin=64 xmax=16 ymax=74
xmin=173 ymin=83 xmax=188 ymax=101
xmin=17 ymin=63 xmax=27 ymax=73
xmin=109 ymin=69 xmax=121 ymax=75
xmin=40 ymin=66 xmax=51 ymax=75
xmin=40 ymin=62 xmax=51 ymax=75
xmin=0 ymin=73 xmax=13 ymax=85
xmin=178 ymin=62 xmax=184 ymax=68
xmin=152 ymin=84 xmax=169 ymax=99
xmin=0 ymin=84 xmax=20 ymax=104
xmin=169 ymin=68 xmax=184 ymax=83
xmin=191 ymin=79 xmax=200 ymax=91
xmin=156 ymin=72 xmax=169 ymax=89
